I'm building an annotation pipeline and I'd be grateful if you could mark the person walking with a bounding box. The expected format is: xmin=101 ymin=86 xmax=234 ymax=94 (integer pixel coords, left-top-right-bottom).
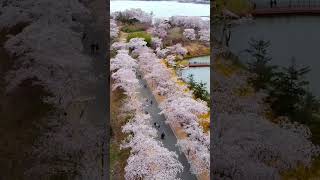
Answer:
xmin=161 ymin=132 xmax=165 ymax=139
xmin=150 ymin=100 xmax=153 ymax=105
xmin=80 ymin=109 xmax=85 ymax=118
xmin=95 ymin=42 xmax=99 ymax=53
xmin=82 ymin=32 xmax=87 ymax=41
xmin=90 ymin=43 xmax=95 ymax=54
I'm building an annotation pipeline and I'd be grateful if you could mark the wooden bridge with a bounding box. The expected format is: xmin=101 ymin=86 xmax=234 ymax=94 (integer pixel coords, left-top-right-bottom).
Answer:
xmin=187 ymin=62 xmax=210 ymax=67
xmin=252 ymin=0 xmax=320 ymax=16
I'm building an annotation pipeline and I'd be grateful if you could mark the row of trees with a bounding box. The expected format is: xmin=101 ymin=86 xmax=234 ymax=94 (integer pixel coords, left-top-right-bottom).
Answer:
xmin=129 ymin=38 xmax=210 ymax=175
xmin=152 ymin=16 xmax=210 ymax=43
xmin=111 ymin=8 xmax=153 ymax=25
xmin=111 ymin=48 xmax=184 ymax=179
xmin=110 ymin=18 xmax=119 ymax=40
xmin=0 ymin=0 xmax=104 ymax=179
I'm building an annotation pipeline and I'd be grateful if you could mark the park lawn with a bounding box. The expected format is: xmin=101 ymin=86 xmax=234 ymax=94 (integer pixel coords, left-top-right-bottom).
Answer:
xmin=185 ymin=42 xmax=210 ymax=58
xmin=121 ymin=22 xmax=149 ymax=33
xmin=184 ymin=42 xmax=210 ymax=58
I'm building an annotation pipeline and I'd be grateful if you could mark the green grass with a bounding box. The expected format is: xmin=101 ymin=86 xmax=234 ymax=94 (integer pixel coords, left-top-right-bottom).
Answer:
xmin=121 ymin=23 xmax=148 ymax=33
xmin=127 ymin=31 xmax=152 ymax=47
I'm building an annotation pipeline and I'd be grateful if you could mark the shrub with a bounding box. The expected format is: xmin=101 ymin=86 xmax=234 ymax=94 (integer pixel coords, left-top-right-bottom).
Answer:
xmin=127 ymin=32 xmax=152 ymax=47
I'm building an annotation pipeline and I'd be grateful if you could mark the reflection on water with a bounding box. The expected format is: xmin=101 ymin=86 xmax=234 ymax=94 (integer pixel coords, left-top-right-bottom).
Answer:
xmin=110 ymin=0 xmax=210 ymax=18
xmin=181 ymin=56 xmax=210 ymax=92
xmin=229 ymin=16 xmax=320 ymax=96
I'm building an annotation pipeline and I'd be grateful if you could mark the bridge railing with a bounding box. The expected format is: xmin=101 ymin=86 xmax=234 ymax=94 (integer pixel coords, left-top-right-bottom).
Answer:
xmin=253 ymin=0 xmax=320 ymax=9
xmin=188 ymin=61 xmax=210 ymax=65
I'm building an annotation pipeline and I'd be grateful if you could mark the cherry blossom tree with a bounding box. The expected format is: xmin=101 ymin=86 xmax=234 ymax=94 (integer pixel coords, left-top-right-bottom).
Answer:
xmin=168 ymin=43 xmax=188 ymax=56
xmin=131 ymin=39 xmax=210 ymax=176
xmin=169 ymin=16 xmax=203 ymax=30
xmin=110 ymin=18 xmax=119 ymax=39
xmin=198 ymin=29 xmax=210 ymax=43
xmin=111 ymin=42 xmax=128 ymax=51
xmin=112 ymin=68 xmax=139 ymax=96
xmin=151 ymin=37 xmax=162 ymax=49
xmin=211 ymin=61 xmax=320 ymax=179
xmin=128 ymin=38 xmax=147 ymax=50
xmin=152 ymin=27 xmax=168 ymax=39
xmin=166 ymin=55 xmax=176 ymax=66
xmin=4 ymin=20 xmax=95 ymax=109
xmin=121 ymin=112 xmax=183 ymax=180
xmin=110 ymin=47 xmax=184 ymax=179
xmin=110 ymin=50 xmax=137 ymax=72
xmin=113 ymin=8 xmax=153 ymax=25
xmin=0 ymin=1 xmax=110 ymax=179
xmin=156 ymin=48 xmax=170 ymax=58
xmin=153 ymin=18 xmax=171 ymax=30
xmin=183 ymin=29 xmax=196 ymax=40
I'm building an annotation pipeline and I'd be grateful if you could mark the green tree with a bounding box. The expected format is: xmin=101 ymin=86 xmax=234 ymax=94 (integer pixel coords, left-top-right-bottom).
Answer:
xmin=267 ymin=58 xmax=311 ymax=122
xmin=187 ymin=74 xmax=210 ymax=107
xmin=245 ymin=38 xmax=277 ymax=91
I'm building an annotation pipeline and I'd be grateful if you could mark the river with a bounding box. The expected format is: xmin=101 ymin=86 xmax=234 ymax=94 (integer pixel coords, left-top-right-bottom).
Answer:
xmin=228 ymin=16 xmax=320 ymax=96
xmin=110 ymin=0 xmax=210 ymax=18
xmin=181 ymin=56 xmax=210 ymax=92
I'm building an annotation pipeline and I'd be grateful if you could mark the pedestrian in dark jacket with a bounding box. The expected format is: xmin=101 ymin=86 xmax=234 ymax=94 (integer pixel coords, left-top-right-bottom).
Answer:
xmin=82 ymin=32 xmax=87 ymax=40
xmin=91 ymin=43 xmax=95 ymax=54
xmin=95 ymin=42 xmax=99 ymax=52
xmin=161 ymin=132 xmax=165 ymax=139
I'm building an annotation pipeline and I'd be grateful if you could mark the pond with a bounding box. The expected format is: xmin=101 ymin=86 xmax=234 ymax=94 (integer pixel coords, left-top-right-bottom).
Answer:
xmin=181 ymin=56 xmax=210 ymax=92
xmin=110 ymin=0 xmax=210 ymax=18
xmin=228 ymin=16 xmax=320 ymax=96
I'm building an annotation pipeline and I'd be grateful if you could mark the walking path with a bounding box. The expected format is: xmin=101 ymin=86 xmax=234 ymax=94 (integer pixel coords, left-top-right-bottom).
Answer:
xmin=67 ymin=0 xmax=108 ymax=179
xmin=136 ymin=72 xmax=197 ymax=180
xmin=140 ymin=60 xmax=210 ymax=180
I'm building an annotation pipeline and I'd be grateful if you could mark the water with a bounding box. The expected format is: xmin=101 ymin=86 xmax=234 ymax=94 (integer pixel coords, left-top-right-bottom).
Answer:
xmin=229 ymin=16 xmax=320 ymax=96
xmin=181 ymin=56 xmax=210 ymax=92
xmin=110 ymin=0 xmax=210 ymax=18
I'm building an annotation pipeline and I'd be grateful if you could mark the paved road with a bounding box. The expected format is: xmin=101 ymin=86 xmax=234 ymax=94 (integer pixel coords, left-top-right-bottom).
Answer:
xmin=136 ymin=72 xmax=197 ymax=180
